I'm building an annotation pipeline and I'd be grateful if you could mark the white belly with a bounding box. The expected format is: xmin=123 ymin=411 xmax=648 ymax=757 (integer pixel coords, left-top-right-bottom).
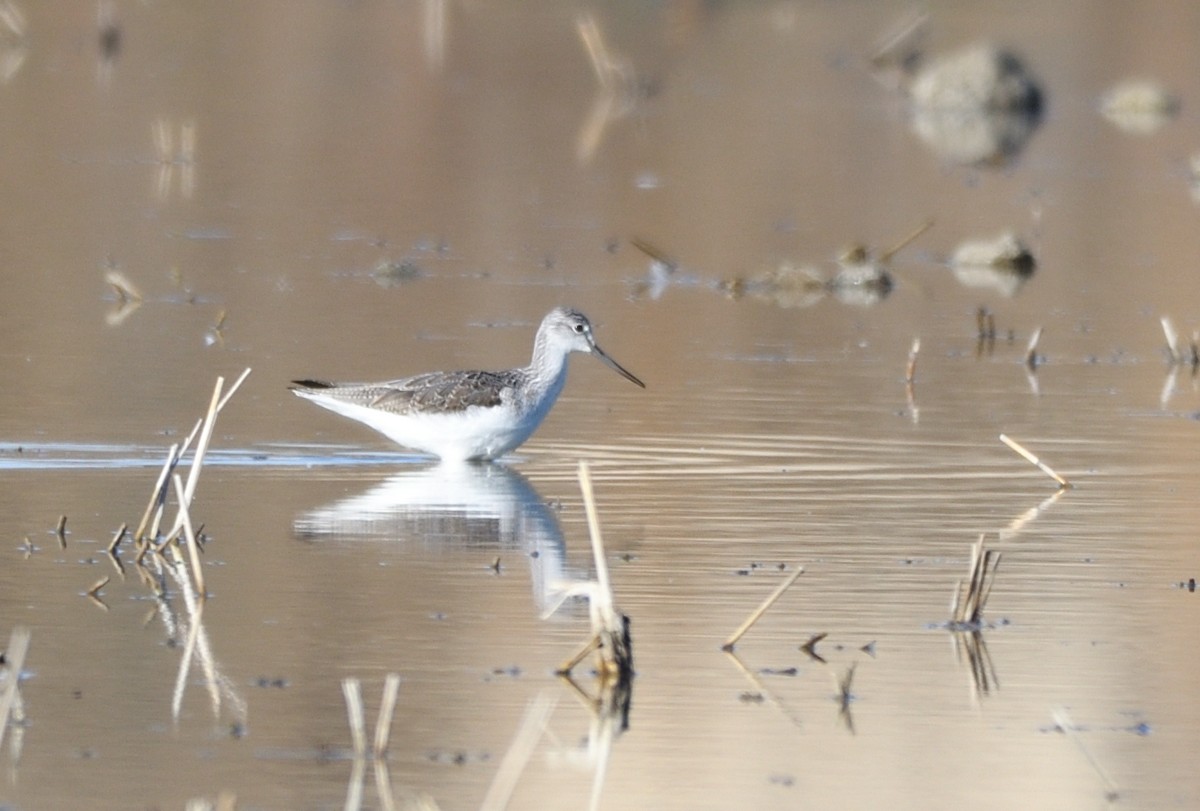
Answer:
xmin=298 ymin=395 xmax=549 ymax=461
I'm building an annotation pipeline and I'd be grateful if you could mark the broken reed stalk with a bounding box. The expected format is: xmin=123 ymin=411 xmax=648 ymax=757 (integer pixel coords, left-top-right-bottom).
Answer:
xmin=107 ymin=523 xmax=127 ymax=555
xmin=879 ymin=218 xmax=934 ymax=263
xmin=86 ymin=576 xmax=110 ymax=599
xmin=1161 ymin=315 xmax=1182 ymax=363
xmin=479 ymin=692 xmax=556 ymax=811
xmin=0 ymin=626 xmax=31 ymax=750
xmin=1052 ymin=706 xmax=1120 ymax=800
xmin=134 ymin=441 xmax=183 ymax=546
xmin=722 ymin=566 xmax=805 ymax=651
xmin=342 ymin=677 xmax=367 ymax=757
xmin=905 ymin=337 xmax=920 ymax=384
xmin=172 ymin=474 xmax=206 ymax=598
xmin=1160 ymin=315 xmax=1199 ymax=367
xmin=1024 ymin=326 xmax=1043 ymax=370
xmin=574 ymin=461 xmax=632 ymax=680
xmin=999 ymin=433 xmax=1071 ymax=488
xmin=951 ymin=534 xmax=1001 ymax=626
xmin=577 ymin=462 xmax=612 ymax=610
xmin=372 ymin=673 xmax=401 ymax=757
xmin=630 ymin=236 xmax=676 ymax=269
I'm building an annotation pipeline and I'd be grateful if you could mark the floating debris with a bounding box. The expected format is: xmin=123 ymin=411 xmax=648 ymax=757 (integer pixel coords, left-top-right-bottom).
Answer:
xmin=829 ymin=245 xmax=893 ymax=306
xmin=905 ymin=43 xmax=1043 ymax=166
xmin=371 ymin=258 xmax=422 ymax=287
xmin=950 ymin=231 xmax=1036 ymax=295
xmin=720 ymin=263 xmax=826 ymax=309
xmin=1100 ymin=79 xmax=1179 ymax=135
xmin=726 ymin=221 xmax=931 ymax=309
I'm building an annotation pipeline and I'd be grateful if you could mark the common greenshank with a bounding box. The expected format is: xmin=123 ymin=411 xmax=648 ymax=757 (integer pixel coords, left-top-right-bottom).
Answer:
xmin=290 ymin=307 xmax=644 ymax=461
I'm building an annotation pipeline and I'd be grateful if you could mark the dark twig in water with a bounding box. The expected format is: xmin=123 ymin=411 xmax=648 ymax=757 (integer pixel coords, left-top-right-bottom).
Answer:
xmin=723 ymin=566 xmax=805 ymax=651
xmin=835 ymin=663 xmax=857 ymax=733
xmin=800 ymin=632 xmax=828 ymax=663
xmin=999 ymin=433 xmax=1071 ymax=488
xmin=55 ymin=514 xmax=67 ymax=548
xmin=629 ymin=237 xmax=677 ymax=270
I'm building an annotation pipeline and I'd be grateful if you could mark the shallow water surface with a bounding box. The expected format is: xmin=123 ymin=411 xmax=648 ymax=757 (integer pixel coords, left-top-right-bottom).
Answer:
xmin=1 ymin=2 xmax=1200 ymax=810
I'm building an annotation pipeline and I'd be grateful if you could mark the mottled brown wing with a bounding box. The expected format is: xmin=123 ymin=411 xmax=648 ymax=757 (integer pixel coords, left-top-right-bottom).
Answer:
xmin=366 ymin=370 xmax=510 ymax=414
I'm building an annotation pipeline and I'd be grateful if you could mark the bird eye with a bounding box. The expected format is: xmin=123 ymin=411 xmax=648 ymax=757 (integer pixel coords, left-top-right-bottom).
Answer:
xmin=574 ymin=324 xmax=585 ymax=333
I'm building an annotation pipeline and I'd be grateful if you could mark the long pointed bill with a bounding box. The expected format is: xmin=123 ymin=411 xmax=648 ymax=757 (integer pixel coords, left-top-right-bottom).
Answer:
xmin=591 ymin=344 xmax=646 ymax=388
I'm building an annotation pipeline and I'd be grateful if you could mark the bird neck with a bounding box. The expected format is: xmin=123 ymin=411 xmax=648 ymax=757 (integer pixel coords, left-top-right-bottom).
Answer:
xmin=526 ymin=333 xmax=570 ymax=399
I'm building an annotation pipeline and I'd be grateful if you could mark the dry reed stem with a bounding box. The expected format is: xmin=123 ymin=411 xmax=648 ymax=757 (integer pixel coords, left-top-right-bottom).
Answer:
xmin=723 ymin=650 xmax=806 ymax=727
xmin=952 ymin=535 xmax=1002 ymax=625
xmin=86 ymin=575 xmax=110 ymax=599
xmin=905 ymin=337 xmax=920 ymax=383
xmin=171 ymin=598 xmax=205 ymax=719
xmin=0 ymin=626 xmax=30 ymax=750
xmin=1052 ymin=706 xmax=1120 ymax=800
xmin=577 ymin=14 xmax=614 ymax=90
xmin=177 ymin=377 xmax=225 ymax=514
xmin=1161 ymin=316 xmax=1182 ymax=362
xmin=577 ymin=462 xmax=612 ymax=608
xmin=342 ymin=678 xmax=367 ymax=757
xmin=55 ymin=514 xmax=67 ymax=538
xmin=479 ymin=692 xmax=556 ymax=811
xmin=135 ymin=442 xmax=182 ymax=544
xmin=344 ymin=756 xmax=366 ymax=811
xmin=879 ymin=218 xmax=934 ymax=263
xmin=722 ymin=566 xmax=805 ymax=651
xmin=216 ymin=367 xmax=252 ymax=413
xmin=557 ymin=635 xmax=601 ymax=676
xmin=372 ymin=673 xmax=401 ymax=757
xmin=575 ymin=461 xmax=633 ymax=679
xmin=1024 ymin=326 xmax=1043 ymax=369
xmin=172 ymin=474 xmax=206 ymax=598
xmin=108 ymin=523 xmax=126 ymax=554
xmin=999 ymin=433 xmax=1071 ymax=488
xmin=372 ymin=760 xmax=398 ymax=811
xmin=630 ymin=237 xmax=676 ymax=269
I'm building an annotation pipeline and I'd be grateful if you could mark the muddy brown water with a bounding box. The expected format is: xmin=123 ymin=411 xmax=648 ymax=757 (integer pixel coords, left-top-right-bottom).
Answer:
xmin=1 ymin=2 xmax=1199 ymax=809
